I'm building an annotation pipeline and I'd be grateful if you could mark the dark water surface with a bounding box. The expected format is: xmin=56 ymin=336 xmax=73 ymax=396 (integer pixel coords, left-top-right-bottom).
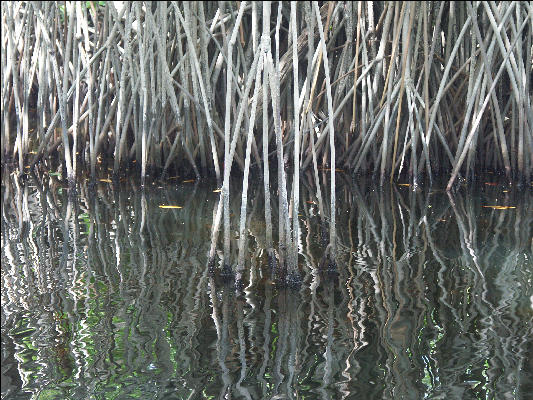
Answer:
xmin=1 ymin=174 xmax=532 ymax=399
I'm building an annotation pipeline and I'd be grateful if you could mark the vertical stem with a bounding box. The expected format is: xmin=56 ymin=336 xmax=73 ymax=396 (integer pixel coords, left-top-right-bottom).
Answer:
xmin=313 ymin=1 xmax=336 ymax=257
xmin=236 ymin=53 xmax=263 ymax=284
xmin=290 ymin=1 xmax=300 ymax=276
xmin=351 ymin=1 xmax=362 ymax=135
xmin=262 ymin=1 xmax=273 ymax=252
xmin=222 ymin=1 xmax=247 ymax=269
xmin=390 ymin=2 xmax=415 ymax=184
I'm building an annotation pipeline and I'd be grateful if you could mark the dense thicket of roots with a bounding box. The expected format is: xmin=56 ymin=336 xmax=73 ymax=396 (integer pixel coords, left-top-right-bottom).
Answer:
xmin=2 ymin=2 xmax=531 ymax=284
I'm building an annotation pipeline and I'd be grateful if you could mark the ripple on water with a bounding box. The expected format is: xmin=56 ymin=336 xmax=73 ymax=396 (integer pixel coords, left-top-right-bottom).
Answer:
xmin=1 ymin=177 xmax=531 ymax=399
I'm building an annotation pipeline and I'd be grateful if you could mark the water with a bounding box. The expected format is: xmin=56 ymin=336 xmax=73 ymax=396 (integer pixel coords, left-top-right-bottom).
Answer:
xmin=1 ymin=173 xmax=532 ymax=399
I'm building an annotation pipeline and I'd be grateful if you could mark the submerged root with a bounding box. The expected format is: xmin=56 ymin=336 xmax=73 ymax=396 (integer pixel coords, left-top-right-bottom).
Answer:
xmin=327 ymin=256 xmax=337 ymax=273
xmin=235 ymin=277 xmax=244 ymax=293
xmin=220 ymin=263 xmax=234 ymax=283
xmin=267 ymin=248 xmax=278 ymax=274
xmin=67 ymin=183 xmax=77 ymax=199
xmin=320 ymin=224 xmax=329 ymax=248
xmin=274 ymin=260 xmax=288 ymax=287
xmin=319 ymin=244 xmax=337 ymax=274
xmin=112 ymin=172 xmax=121 ymax=185
xmin=286 ymin=270 xmax=302 ymax=290
xmin=207 ymin=256 xmax=216 ymax=274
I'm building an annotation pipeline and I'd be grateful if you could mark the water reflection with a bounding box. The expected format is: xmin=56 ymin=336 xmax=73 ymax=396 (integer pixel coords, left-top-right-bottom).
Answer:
xmin=1 ymin=173 xmax=532 ymax=399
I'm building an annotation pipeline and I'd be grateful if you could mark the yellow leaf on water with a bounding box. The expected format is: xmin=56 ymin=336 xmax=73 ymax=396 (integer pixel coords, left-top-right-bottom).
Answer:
xmin=168 ymin=176 xmax=180 ymax=180
xmin=182 ymin=179 xmax=195 ymax=183
xmin=99 ymin=179 xmax=112 ymax=183
xmin=482 ymin=205 xmax=516 ymax=210
xmin=398 ymin=183 xmax=410 ymax=187
xmin=502 ymin=190 xmax=509 ymax=193
xmin=159 ymin=205 xmax=183 ymax=209
xmin=213 ymin=189 xmax=222 ymax=192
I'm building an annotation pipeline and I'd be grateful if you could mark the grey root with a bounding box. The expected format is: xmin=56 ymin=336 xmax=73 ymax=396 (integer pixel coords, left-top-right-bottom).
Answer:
xmin=2 ymin=2 xmax=532 ymax=283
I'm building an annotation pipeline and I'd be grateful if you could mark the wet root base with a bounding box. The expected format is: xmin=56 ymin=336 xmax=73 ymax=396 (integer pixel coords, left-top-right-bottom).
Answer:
xmin=220 ymin=263 xmax=235 ymax=283
xmin=286 ymin=271 xmax=302 ymax=290
xmin=273 ymin=261 xmax=302 ymax=291
xmin=206 ymin=239 xmax=339 ymax=292
xmin=267 ymin=250 xmax=278 ymax=274
xmin=318 ymin=244 xmax=339 ymax=280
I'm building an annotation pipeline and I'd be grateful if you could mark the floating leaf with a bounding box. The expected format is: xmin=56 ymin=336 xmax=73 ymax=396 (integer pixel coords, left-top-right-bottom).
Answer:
xmin=182 ymin=179 xmax=195 ymax=183
xmin=99 ymin=178 xmax=112 ymax=183
xmin=168 ymin=176 xmax=180 ymax=180
xmin=213 ymin=189 xmax=222 ymax=192
xmin=398 ymin=183 xmax=410 ymax=187
xmin=49 ymin=172 xmax=61 ymax=177
xmin=502 ymin=190 xmax=509 ymax=193
xmin=318 ymin=168 xmax=345 ymax=172
xmin=159 ymin=205 xmax=183 ymax=209
xmin=484 ymin=182 xmax=498 ymax=186
xmin=482 ymin=205 xmax=516 ymax=210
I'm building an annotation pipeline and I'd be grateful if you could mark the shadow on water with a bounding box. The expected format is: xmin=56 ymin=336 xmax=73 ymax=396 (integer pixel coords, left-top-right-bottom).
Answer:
xmin=1 ymin=172 xmax=532 ymax=399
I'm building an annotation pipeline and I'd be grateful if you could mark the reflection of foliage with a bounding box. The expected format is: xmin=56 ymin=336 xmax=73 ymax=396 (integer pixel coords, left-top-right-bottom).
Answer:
xmin=1 ymin=175 xmax=532 ymax=399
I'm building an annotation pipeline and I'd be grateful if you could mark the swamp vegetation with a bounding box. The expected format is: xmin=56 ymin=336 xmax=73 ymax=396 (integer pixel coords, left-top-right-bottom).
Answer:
xmin=1 ymin=2 xmax=532 ymax=397
xmin=1 ymin=1 xmax=532 ymax=283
